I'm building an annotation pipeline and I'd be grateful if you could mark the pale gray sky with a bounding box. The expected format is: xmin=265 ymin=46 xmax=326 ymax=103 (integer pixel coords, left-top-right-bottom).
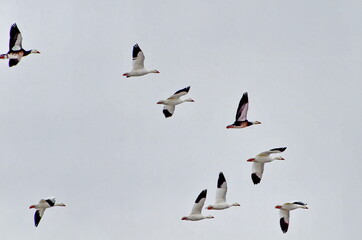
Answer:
xmin=0 ymin=0 xmax=362 ymax=239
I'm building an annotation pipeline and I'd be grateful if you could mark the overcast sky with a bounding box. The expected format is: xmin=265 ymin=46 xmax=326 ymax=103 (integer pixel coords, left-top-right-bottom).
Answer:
xmin=0 ymin=0 xmax=362 ymax=239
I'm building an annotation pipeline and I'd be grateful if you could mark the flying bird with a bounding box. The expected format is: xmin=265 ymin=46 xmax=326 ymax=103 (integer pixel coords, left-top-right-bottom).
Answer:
xmin=205 ymin=172 xmax=240 ymax=210
xmin=247 ymin=147 xmax=287 ymax=185
xmin=0 ymin=23 xmax=40 ymax=67
xmin=226 ymin=92 xmax=261 ymax=129
xmin=275 ymin=202 xmax=308 ymax=233
xmin=123 ymin=44 xmax=159 ymax=77
xmin=157 ymin=86 xmax=194 ymax=118
xmin=181 ymin=190 xmax=214 ymax=221
xmin=29 ymin=197 xmax=66 ymax=227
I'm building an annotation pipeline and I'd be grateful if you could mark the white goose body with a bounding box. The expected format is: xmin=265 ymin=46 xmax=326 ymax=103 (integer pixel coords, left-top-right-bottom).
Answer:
xmin=159 ymin=98 xmax=184 ymax=106
xmin=247 ymin=147 xmax=287 ymax=185
xmin=3 ymin=52 xmax=23 ymax=59
xmin=182 ymin=190 xmax=214 ymax=221
xmin=123 ymin=44 xmax=159 ymax=77
xmin=275 ymin=202 xmax=308 ymax=233
xmin=125 ymin=68 xmax=158 ymax=77
xmin=206 ymin=172 xmax=240 ymax=210
xmin=29 ymin=197 xmax=66 ymax=227
xmin=157 ymin=86 xmax=194 ymax=118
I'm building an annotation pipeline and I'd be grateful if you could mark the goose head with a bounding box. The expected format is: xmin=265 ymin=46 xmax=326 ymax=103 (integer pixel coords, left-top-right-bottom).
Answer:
xmin=184 ymin=98 xmax=194 ymax=103
xmin=31 ymin=49 xmax=40 ymax=54
xmin=55 ymin=203 xmax=66 ymax=207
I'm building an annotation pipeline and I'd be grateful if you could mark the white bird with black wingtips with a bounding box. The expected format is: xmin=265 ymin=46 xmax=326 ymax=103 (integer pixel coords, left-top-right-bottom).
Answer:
xmin=181 ymin=190 xmax=214 ymax=221
xmin=246 ymin=147 xmax=287 ymax=185
xmin=226 ymin=92 xmax=261 ymax=129
xmin=0 ymin=23 xmax=40 ymax=67
xmin=157 ymin=86 xmax=194 ymax=118
xmin=123 ymin=44 xmax=159 ymax=77
xmin=205 ymin=172 xmax=240 ymax=210
xmin=275 ymin=202 xmax=308 ymax=233
xmin=29 ymin=197 xmax=66 ymax=227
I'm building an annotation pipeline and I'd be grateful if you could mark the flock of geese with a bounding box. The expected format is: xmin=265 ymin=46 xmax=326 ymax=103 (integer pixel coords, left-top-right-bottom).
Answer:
xmin=1 ymin=23 xmax=308 ymax=234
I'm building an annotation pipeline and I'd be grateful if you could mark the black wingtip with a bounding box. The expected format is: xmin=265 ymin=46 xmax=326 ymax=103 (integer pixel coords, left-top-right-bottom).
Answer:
xmin=45 ymin=199 xmax=55 ymax=207
xmin=240 ymin=92 xmax=249 ymax=102
xmin=9 ymin=59 xmax=19 ymax=67
xmin=174 ymin=86 xmax=191 ymax=95
xmin=280 ymin=217 xmax=289 ymax=233
xmin=10 ymin=23 xmax=20 ymax=34
xmin=195 ymin=189 xmax=207 ymax=203
xmin=251 ymin=173 xmax=261 ymax=185
xmin=34 ymin=210 xmax=41 ymax=227
xmin=132 ymin=44 xmax=142 ymax=58
xmin=270 ymin=147 xmax=287 ymax=152
xmin=163 ymin=109 xmax=172 ymax=118
xmin=217 ymin=172 xmax=226 ymax=188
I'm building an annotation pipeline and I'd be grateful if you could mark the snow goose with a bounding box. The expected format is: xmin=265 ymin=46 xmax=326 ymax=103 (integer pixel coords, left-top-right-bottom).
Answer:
xmin=29 ymin=197 xmax=66 ymax=227
xmin=275 ymin=202 xmax=308 ymax=233
xmin=181 ymin=190 xmax=214 ymax=221
xmin=226 ymin=92 xmax=261 ymax=129
xmin=123 ymin=44 xmax=159 ymax=77
xmin=0 ymin=23 xmax=40 ymax=67
xmin=247 ymin=147 xmax=286 ymax=185
xmin=206 ymin=172 xmax=240 ymax=210
xmin=157 ymin=86 xmax=194 ymax=118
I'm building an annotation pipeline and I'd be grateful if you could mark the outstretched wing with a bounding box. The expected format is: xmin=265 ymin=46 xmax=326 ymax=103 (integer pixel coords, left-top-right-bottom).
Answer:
xmin=9 ymin=23 xmax=23 ymax=51
xmin=132 ymin=44 xmax=145 ymax=70
xmin=257 ymin=147 xmax=287 ymax=157
xmin=251 ymin=162 xmax=264 ymax=185
xmin=279 ymin=210 xmax=290 ymax=233
xmin=235 ymin=92 xmax=249 ymax=122
xmin=34 ymin=209 xmax=45 ymax=227
xmin=191 ymin=189 xmax=207 ymax=215
xmin=168 ymin=86 xmax=190 ymax=99
xmin=163 ymin=105 xmax=175 ymax=118
xmin=215 ymin=172 xmax=227 ymax=203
